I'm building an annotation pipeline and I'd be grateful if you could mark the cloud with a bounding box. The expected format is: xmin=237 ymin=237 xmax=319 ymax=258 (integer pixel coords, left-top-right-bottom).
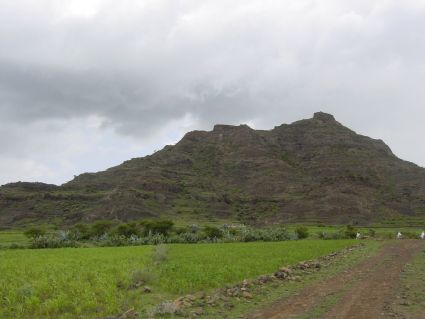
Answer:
xmin=1 ymin=0 xmax=425 ymax=184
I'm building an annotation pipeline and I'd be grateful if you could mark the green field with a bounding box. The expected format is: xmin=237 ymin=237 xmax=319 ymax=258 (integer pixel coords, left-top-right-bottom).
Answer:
xmin=0 ymin=240 xmax=356 ymax=319
xmin=0 ymin=230 xmax=28 ymax=246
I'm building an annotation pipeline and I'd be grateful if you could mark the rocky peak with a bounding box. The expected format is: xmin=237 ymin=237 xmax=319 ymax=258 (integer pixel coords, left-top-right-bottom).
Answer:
xmin=213 ymin=124 xmax=251 ymax=132
xmin=313 ymin=112 xmax=336 ymax=123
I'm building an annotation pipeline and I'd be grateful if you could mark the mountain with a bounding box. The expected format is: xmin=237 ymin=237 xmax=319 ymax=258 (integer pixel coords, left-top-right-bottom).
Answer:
xmin=1 ymin=112 xmax=425 ymax=227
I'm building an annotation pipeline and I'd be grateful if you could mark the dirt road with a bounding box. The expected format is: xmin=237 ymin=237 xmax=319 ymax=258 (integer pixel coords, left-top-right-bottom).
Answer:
xmin=249 ymin=240 xmax=424 ymax=319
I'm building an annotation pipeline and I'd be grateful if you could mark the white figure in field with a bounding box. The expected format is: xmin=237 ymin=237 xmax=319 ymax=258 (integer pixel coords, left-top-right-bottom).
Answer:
xmin=396 ymin=232 xmax=403 ymax=240
xmin=356 ymin=232 xmax=361 ymax=239
xmin=420 ymin=231 xmax=425 ymax=239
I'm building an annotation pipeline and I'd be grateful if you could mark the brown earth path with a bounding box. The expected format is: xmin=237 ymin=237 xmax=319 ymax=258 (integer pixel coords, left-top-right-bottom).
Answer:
xmin=248 ymin=240 xmax=424 ymax=319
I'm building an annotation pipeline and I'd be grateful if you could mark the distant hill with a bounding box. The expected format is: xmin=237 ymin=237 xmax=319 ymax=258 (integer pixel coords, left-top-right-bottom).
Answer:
xmin=1 ymin=112 xmax=425 ymax=226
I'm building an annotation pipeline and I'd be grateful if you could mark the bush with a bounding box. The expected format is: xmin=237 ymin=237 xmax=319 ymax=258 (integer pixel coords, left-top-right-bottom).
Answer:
xmin=367 ymin=229 xmax=376 ymax=237
xmin=317 ymin=231 xmax=326 ymax=239
xmin=116 ymin=222 xmax=140 ymax=237
xmin=238 ymin=227 xmax=290 ymax=242
xmin=90 ymin=221 xmax=114 ymax=237
xmin=24 ymin=227 xmax=46 ymax=239
xmin=318 ymin=230 xmax=347 ymax=240
xmin=69 ymin=223 xmax=91 ymax=240
xmin=203 ymin=226 xmax=223 ymax=239
xmin=171 ymin=232 xmax=202 ymax=243
xmin=144 ymin=233 xmax=167 ymax=245
xmin=96 ymin=235 xmax=132 ymax=247
xmin=188 ymin=224 xmax=199 ymax=234
xmin=174 ymin=226 xmax=187 ymax=235
xmin=403 ymin=231 xmax=419 ymax=239
xmin=141 ymin=220 xmax=174 ymax=236
xmin=152 ymin=244 xmax=168 ymax=263
xmin=295 ymin=226 xmax=309 ymax=239
xmin=344 ymin=225 xmax=357 ymax=239
xmin=29 ymin=234 xmax=79 ymax=249
xmin=22 ymin=222 xmax=296 ymax=249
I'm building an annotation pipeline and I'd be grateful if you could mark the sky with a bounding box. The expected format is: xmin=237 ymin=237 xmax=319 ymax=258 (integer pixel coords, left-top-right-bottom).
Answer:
xmin=1 ymin=0 xmax=425 ymax=185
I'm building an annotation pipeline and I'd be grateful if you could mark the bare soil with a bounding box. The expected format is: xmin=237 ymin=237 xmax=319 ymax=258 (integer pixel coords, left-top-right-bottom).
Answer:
xmin=248 ymin=240 xmax=425 ymax=319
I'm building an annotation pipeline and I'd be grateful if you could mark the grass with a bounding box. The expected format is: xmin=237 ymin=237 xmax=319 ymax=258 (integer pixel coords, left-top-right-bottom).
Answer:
xmin=204 ymin=240 xmax=382 ymax=318
xmin=396 ymin=246 xmax=425 ymax=317
xmin=158 ymin=240 xmax=356 ymax=294
xmin=0 ymin=231 xmax=28 ymax=246
xmin=0 ymin=240 xmax=356 ymax=319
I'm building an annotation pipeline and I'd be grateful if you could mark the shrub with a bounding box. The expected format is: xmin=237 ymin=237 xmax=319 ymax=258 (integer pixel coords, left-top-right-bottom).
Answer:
xmin=141 ymin=220 xmax=174 ymax=236
xmin=29 ymin=234 xmax=79 ymax=249
xmin=204 ymin=226 xmax=223 ymax=239
xmin=24 ymin=227 xmax=46 ymax=239
xmin=90 ymin=221 xmax=114 ymax=237
xmin=240 ymin=228 xmax=261 ymax=242
xmin=173 ymin=232 xmax=202 ymax=243
xmin=116 ymin=222 xmax=140 ymax=237
xmin=403 ymin=231 xmax=419 ymax=239
xmin=144 ymin=233 xmax=167 ymax=245
xmin=228 ymin=227 xmax=240 ymax=236
xmin=318 ymin=230 xmax=347 ymax=240
xmin=344 ymin=225 xmax=357 ymax=239
xmin=188 ymin=224 xmax=199 ymax=233
xmin=295 ymin=226 xmax=309 ymax=239
xmin=174 ymin=226 xmax=187 ymax=235
xmin=238 ymin=227 xmax=290 ymax=242
xmin=317 ymin=231 xmax=326 ymax=239
xmin=23 ymin=222 xmax=296 ymax=249
xmin=152 ymin=244 xmax=168 ymax=263
xmin=97 ymin=235 xmax=131 ymax=247
xmin=367 ymin=229 xmax=376 ymax=237
xmin=69 ymin=223 xmax=91 ymax=240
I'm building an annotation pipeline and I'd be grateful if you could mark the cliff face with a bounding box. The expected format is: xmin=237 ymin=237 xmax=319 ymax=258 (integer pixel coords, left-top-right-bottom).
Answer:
xmin=1 ymin=112 xmax=425 ymax=226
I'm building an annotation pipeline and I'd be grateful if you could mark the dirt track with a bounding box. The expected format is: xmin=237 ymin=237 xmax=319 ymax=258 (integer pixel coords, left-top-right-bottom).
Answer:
xmin=249 ymin=240 xmax=424 ymax=319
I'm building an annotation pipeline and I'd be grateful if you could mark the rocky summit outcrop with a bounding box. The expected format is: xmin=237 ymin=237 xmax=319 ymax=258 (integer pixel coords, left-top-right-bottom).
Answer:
xmin=1 ymin=112 xmax=425 ymax=226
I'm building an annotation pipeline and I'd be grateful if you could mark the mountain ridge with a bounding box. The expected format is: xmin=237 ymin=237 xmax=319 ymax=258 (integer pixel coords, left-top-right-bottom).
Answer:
xmin=1 ymin=112 xmax=425 ymax=226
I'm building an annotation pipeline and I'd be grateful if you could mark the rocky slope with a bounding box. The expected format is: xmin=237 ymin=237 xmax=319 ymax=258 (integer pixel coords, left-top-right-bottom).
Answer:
xmin=1 ymin=112 xmax=425 ymax=226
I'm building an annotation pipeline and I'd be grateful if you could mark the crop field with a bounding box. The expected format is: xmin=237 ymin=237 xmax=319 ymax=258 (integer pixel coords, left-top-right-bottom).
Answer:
xmin=0 ymin=231 xmax=28 ymax=246
xmin=0 ymin=240 xmax=356 ymax=319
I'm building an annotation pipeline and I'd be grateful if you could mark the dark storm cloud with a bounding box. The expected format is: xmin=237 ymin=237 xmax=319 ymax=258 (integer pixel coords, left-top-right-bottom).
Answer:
xmin=1 ymin=0 xmax=425 ymax=184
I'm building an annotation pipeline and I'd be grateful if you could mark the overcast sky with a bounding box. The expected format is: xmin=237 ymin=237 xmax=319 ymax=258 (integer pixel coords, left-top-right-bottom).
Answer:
xmin=1 ymin=0 xmax=425 ymax=185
